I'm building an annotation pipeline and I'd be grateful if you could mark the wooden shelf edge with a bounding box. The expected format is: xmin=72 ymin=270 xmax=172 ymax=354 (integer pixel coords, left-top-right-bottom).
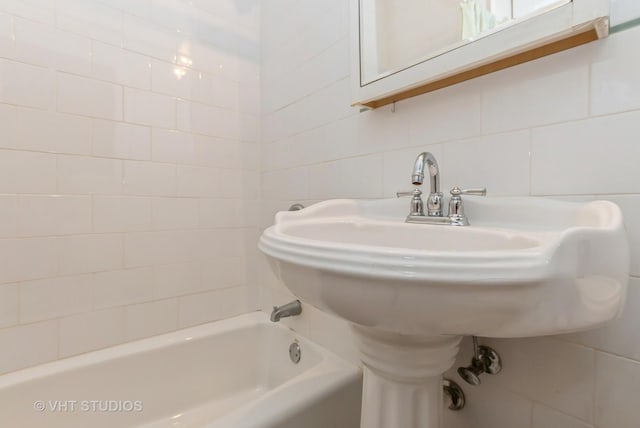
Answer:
xmin=361 ymin=28 xmax=600 ymax=110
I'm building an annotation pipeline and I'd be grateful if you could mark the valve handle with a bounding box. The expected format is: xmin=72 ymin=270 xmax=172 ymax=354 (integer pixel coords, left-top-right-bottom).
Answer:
xmin=396 ymin=188 xmax=422 ymax=198
xmin=450 ymin=187 xmax=487 ymax=197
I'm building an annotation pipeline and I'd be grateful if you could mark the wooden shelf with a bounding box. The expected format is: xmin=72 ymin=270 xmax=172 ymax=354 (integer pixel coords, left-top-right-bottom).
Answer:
xmin=361 ymin=28 xmax=600 ymax=109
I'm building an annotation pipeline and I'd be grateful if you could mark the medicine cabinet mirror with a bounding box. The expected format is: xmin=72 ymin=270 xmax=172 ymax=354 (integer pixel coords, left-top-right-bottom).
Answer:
xmin=351 ymin=0 xmax=610 ymax=108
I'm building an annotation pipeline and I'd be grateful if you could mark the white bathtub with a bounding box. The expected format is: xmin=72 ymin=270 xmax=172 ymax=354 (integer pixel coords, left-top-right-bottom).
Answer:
xmin=0 ymin=313 xmax=362 ymax=427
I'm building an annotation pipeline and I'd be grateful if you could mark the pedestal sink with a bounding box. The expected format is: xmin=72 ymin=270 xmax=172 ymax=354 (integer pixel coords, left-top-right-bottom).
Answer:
xmin=259 ymin=196 xmax=629 ymax=428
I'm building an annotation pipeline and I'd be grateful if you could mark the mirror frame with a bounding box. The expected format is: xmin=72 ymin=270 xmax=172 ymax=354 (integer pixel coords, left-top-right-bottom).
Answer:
xmin=351 ymin=0 xmax=610 ymax=109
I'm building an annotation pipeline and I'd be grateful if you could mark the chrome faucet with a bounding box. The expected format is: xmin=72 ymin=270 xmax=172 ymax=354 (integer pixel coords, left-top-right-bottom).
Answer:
xmin=270 ymin=300 xmax=302 ymax=322
xmin=411 ymin=152 xmax=443 ymax=217
xmin=397 ymin=152 xmax=486 ymax=226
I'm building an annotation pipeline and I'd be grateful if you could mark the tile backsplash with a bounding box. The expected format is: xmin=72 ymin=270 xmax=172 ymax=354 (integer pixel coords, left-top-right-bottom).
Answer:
xmin=0 ymin=0 xmax=260 ymax=372
xmin=260 ymin=1 xmax=640 ymax=427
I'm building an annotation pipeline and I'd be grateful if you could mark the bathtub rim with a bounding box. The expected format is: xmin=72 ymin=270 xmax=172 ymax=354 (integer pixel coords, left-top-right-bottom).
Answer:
xmin=0 ymin=311 xmax=359 ymax=390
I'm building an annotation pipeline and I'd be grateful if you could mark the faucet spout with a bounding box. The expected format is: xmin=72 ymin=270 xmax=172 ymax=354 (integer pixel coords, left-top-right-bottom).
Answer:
xmin=412 ymin=152 xmax=440 ymax=195
xmin=270 ymin=300 xmax=302 ymax=322
xmin=412 ymin=152 xmax=443 ymax=216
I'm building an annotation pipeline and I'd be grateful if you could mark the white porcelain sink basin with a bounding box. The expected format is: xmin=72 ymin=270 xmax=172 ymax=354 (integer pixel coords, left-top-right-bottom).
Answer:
xmin=259 ymin=195 xmax=629 ymax=428
xmin=260 ymin=196 xmax=628 ymax=338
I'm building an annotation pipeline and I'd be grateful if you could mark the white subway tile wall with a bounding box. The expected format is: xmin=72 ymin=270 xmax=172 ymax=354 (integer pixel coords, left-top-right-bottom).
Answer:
xmin=260 ymin=1 xmax=640 ymax=427
xmin=0 ymin=0 xmax=259 ymax=372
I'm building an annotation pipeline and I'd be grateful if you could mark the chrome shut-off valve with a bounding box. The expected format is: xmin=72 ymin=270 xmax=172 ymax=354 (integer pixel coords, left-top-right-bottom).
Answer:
xmin=457 ymin=336 xmax=502 ymax=385
xmin=443 ymin=378 xmax=466 ymax=410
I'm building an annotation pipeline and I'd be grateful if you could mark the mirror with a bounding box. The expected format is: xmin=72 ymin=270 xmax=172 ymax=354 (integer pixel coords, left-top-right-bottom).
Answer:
xmin=352 ymin=0 xmax=610 ymax=108
xmin=359 ymin=0 xmax=571 ymax=85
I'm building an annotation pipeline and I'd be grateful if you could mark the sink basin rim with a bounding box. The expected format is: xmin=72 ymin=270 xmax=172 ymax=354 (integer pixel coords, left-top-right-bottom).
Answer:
xmin=260 ymin=197 xmax=626 ymax=285
xmin=259 ymin=225 xmax=555 ymax=285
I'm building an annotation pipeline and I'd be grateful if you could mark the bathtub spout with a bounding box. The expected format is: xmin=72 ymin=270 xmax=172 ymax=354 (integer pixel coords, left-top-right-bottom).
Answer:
xmin=270 ymin=300 xmax=302 ymax=322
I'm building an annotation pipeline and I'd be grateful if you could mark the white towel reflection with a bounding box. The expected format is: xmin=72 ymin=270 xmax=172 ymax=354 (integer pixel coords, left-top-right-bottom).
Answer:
xmin=460 ymin=0 xmax=497 ymax=41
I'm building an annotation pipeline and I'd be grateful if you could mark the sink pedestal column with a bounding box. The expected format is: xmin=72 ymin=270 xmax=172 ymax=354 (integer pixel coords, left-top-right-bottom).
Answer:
xmin=351 ymin=325 xmax=462 ymax=428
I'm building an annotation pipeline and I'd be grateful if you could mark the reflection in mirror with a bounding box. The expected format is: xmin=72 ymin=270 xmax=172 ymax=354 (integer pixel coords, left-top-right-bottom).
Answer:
xmin=359 ymin=0 xmax=571 ymax=85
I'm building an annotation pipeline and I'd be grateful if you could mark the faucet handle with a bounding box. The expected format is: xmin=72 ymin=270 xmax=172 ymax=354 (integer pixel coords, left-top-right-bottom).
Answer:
xmin=396 ymin=188 xmax=424 ymax=217
xmin=450 ymin=187 xmax=487 ymax=197
xmin=396 ymin=189 xmax=422 ymax=198
xmin=448 ymin=187 xmax=486 ymax=226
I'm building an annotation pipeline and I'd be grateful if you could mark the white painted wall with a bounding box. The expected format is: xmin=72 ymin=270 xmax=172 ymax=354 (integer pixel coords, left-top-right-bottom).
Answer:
xmin=261 ymin=1 xmax=640 ymax=427
xmin=0 ymin=0 xmax=260 ymax=373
